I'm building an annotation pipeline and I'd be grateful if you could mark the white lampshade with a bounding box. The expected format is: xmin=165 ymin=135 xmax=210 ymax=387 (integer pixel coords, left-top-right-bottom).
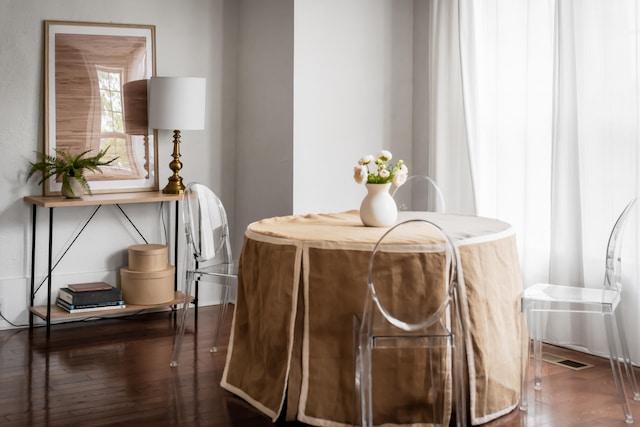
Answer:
xmin=148 ymin=77 xmax=206 ymax=130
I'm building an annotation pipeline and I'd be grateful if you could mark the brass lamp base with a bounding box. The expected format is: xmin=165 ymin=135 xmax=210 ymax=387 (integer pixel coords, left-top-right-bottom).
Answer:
xmin=162 ymin=130 xmax=185 ymax=194
xmin=162 ymin=176 xmax=185 ymax=194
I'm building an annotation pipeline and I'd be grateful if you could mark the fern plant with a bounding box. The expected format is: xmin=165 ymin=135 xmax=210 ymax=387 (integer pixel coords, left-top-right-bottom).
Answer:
xmin=26 ymin=146 xmax=118 ymax=196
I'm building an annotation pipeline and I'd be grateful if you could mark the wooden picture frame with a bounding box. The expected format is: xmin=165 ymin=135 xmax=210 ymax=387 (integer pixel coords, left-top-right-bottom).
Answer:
xmin=44 ymin=20 xmax=158 ymax=195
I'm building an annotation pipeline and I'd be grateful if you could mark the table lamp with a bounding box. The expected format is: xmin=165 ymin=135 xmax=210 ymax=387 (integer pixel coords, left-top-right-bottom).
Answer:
xmin=148 ymin=76 xmax=206 ymax=194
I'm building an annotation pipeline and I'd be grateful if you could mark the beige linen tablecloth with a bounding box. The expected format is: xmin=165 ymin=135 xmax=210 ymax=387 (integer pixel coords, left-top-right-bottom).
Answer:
xmin=221 ymin=211 xmax=522 ymax=426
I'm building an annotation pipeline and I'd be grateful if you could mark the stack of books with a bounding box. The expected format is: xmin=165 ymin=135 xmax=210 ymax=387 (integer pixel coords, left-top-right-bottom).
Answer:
xmin=56 ymin=282 xmax=126 ymax=313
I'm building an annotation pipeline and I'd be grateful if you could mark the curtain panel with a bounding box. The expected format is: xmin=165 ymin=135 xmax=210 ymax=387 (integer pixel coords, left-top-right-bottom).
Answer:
xmin=427 ymin=0 xmax=640 ymax=361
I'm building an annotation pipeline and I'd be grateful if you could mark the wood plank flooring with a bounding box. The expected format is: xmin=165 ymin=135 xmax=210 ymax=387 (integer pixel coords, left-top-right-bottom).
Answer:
xmin=1 ymin=305 xmax=639 ymax=426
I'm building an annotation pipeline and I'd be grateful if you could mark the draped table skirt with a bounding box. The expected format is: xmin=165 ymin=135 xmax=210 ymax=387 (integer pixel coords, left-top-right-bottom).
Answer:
xmin=221 ymin=211 xmax=523 ymax=426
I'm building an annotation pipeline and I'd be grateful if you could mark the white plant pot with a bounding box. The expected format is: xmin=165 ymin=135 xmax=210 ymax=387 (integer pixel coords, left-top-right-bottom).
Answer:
xmin=61 ymin=176 xmax=86 ymax=198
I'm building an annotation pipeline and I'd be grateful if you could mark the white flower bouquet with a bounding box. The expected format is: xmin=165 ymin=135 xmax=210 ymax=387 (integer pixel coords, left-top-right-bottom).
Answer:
xmin=353 ymin=150 xmax=408 ymax=187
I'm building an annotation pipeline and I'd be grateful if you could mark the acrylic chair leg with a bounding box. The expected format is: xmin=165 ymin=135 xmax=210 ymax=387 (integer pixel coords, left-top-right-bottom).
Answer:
xmin=453 ymin=331 xmax=467 ymax=427
xmin=615 ymin=310 xmax=640 ymax=401
xmin=451 ymin=294 xmax=467 ymax=427
xmin=427 ymin=348 xmax=440 ymax=423
xmin=170 ymin=276 xmax=193 ymax=367
xmin=360 ymin=334 xmax=373 ymax=427
xmin=532 ymin=311 xmax=543 ymax=391
xmin=604 ymin=313 xmax=634 ymax=424
xmin=210 ymin=284 xmax=230 ymax=353
xmin=352 ymin=315 xmax=362 ymax=427
xmin=520 ymin=307 xmax=530 ymax=411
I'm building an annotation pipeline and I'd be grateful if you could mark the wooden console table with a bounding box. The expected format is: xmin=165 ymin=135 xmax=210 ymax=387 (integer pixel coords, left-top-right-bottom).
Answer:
xmin=24 ymin=192 xmax=182 ymax=339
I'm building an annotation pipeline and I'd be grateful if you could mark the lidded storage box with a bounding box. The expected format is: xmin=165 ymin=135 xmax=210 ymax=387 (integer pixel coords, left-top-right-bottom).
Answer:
xmin=128 ymin=244 xmax=168 ymax=272
xmin=121 ymin=244 xmax=174 ymax=305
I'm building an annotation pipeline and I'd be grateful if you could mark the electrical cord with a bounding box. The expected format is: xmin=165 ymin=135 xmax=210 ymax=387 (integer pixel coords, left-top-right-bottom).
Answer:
xmin=0 ymin=310 xmax=28 ymax=328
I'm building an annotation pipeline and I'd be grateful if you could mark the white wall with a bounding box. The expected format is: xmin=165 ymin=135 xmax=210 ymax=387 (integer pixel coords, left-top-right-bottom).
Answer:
xmin=0 ymin=0 xmax=237 ymax=329
xmin=293 ymin=0 xmax=414 ymax=214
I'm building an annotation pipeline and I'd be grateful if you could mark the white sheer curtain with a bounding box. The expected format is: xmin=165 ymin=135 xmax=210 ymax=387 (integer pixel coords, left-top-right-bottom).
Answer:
xmin=427 ymin=0 xmax=640 ymax=361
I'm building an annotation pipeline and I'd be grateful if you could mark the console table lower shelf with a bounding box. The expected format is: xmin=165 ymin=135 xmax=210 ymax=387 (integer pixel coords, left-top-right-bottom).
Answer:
xmin=30 ymin=291 xmax=188 ymax=322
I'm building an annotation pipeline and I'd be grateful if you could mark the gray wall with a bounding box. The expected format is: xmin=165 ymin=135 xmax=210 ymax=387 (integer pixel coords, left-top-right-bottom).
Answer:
xmin=234 ymin=0 xmax=294 ymax=252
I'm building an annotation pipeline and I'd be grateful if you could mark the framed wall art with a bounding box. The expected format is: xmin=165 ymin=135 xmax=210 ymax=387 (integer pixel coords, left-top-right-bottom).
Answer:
xmin=44 ymin=20 xmax=158 ymax=195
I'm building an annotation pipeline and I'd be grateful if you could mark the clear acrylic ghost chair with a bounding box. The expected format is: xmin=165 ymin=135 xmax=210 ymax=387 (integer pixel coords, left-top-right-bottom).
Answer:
xmin=520 ymin=198 xmax=640 ymax=423
xmin=170 ymin=182 xmax=237 ymax=367
xmin=391 ymin=175 xmax=446 ymax=212
xmin=354 ymin=219 xmax=466 ymax=426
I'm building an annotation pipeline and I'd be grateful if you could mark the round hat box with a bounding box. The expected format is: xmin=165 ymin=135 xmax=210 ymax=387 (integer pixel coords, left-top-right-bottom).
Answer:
xmin=120 ymin=265 xmax=175 ymax=305
xmin=128 ymin=244 xmax=168 ymax=272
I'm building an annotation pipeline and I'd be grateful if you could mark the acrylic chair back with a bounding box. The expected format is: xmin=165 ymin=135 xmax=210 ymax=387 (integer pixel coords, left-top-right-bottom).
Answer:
xmin=182 ymin=182 xmax=233 ymax=267
xmin=365 ymin=220 xmax=456 ymax=331
xmin=391 ymin=175 xmax=446 ymax=213
xmin=356 ymin=219 xmax=466 ymax=426
xmin=604 ymin=198 xmax=637 ymax=293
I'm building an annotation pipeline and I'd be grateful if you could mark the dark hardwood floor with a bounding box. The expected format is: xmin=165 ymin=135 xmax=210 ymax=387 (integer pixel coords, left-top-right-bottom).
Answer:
xmin=1 ymin=305 xmax=639 ymax=426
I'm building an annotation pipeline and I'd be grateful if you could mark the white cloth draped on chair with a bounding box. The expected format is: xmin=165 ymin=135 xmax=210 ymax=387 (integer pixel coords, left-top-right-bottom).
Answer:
xmin=197 ymin=189 xmax=219 ymax=260
xmin=423 ymin=0 xmax=640 ymax=363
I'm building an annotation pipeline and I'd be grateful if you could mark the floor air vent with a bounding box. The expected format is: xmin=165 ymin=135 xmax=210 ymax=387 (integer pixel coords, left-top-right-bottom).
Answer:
xmin=541 ymin=352 xmax=593 ymax=370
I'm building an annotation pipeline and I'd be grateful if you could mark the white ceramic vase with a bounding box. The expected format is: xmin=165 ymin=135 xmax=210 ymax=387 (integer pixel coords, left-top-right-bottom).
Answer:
xmin=61 ymin=176 xmax=86 ymax=198
xmin=359 ymin=183 xmax=397 ymax=227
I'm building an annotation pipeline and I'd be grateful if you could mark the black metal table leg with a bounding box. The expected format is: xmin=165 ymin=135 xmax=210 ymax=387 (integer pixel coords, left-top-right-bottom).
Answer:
xmin=46 ymin=207 xmax=53 ymax=340
xmin=29 ymin=205 xmax=36 ymax=329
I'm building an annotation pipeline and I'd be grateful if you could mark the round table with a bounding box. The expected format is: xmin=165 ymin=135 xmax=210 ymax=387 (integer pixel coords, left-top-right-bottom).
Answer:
xmin=221 ymin=210 xmax=523 ymax=426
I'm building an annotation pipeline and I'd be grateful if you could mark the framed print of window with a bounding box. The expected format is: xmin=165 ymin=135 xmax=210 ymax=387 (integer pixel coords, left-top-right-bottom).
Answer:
xmin=44 ymin=20 xmax=158 ymax=195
